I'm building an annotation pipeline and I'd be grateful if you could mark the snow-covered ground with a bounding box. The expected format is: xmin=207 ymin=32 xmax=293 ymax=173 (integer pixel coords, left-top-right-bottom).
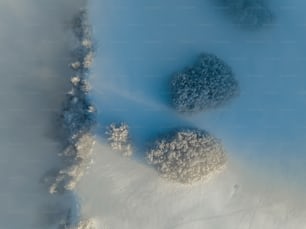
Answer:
xmin=79 ymin=142 xmax=306 ymax=229
xmin=0 ymin=1 xmax=86 ymax=228
xmin=76 ymin=0 xmax=306 ymax=228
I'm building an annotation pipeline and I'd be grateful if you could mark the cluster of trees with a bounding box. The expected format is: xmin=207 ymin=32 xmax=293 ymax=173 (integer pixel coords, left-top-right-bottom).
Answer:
xmin=146 ymin=128 xmax=227 ymax=184
xmin=170 ymin=53 xmax=239 ymax=113
xmin=62 ymin=1 xmax=273 ymax=187
xmin=49 ymin=133 xmax=95 ymax=194
xmin=55 ymin=10 xmax=97 ymax=229
xmin=71 ymin=10 xmax=94 ymax=71
xmin=45 ymin=10 xmax=96 ymax=196
xmin=61 ymin=10 xmax=96 ymax=145
xmin=61 ymin=78 xmax=95 ymax=144
xmin=106 ymin=123 xmax=133 ymax=157
xmin=219 ymin=0 xmax=274 ymax=29
xmin=39 ymin=10 xmax=97 ymax=229
xmin=96 ymin=1 xmax=275 ymax=185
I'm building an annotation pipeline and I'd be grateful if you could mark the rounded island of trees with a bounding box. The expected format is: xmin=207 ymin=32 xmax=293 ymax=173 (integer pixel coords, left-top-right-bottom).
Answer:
xmin=170 ymin=53 xmax=239 ymax=113
xmin=146 ymin=128 xmax=227 ymax=184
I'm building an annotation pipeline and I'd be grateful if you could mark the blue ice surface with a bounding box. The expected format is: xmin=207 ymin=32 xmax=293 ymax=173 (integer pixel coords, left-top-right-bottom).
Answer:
xmin=89 ymin=0 xmax=306 ymax=186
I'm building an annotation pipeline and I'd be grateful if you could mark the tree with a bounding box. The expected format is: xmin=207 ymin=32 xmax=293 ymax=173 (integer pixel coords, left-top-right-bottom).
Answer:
xmin=106 ymin=123 xmax=133 ymax=157
xmin=66 ymin=218 xmax=96 ymax=229
xmin=170 ymin=53 xmax=239 ymax=113
xmin=146 ymin=128 xmax=227 ymax=184
xmin=220 ymin=0 xmax=274 ymax=29
xmin=46 ymin=10 xmax=96 ymax=195
xmin=48 ymin=134 xmax=95 ymax=194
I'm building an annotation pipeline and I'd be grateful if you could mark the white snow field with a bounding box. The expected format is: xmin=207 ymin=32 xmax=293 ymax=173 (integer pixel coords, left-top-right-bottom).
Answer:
xmin=0 ymin=1 xmax=86 ymax=228
xmin=77 ymin=0 xmax=306 ymax=228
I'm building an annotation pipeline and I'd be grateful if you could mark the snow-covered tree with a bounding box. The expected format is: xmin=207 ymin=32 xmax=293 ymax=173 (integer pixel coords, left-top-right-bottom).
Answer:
xmin=61 ymin=75 xmax=95 ymax=142
xmin=106 ymin=123 xmax=133 ymax=157
xmin=70 ymin=9 xmax=95 ymax=72
xmin=46 ymin=9 xmax=96 ymax=195
xmin=170 ymin=53 xmax=239 ymax=113
xmin=48 ymin=133 xmax=95 ymax=194
xmin=71 ymin=10 xmax=92 ymax=43
xmin=220 ymin=0 xmax=273 ymax=29
xmin=66 ymin=218 xmax=97 ymax=229
xmin=60 ymin=9 xmax=96 ymax=144
xmin=146 ymin=128 xmax=226 ymax=184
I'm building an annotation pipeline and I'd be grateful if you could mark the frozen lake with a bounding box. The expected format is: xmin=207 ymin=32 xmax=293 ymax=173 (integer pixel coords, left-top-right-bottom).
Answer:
xmin=89 ymin=0 xmax=306 ymax=180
